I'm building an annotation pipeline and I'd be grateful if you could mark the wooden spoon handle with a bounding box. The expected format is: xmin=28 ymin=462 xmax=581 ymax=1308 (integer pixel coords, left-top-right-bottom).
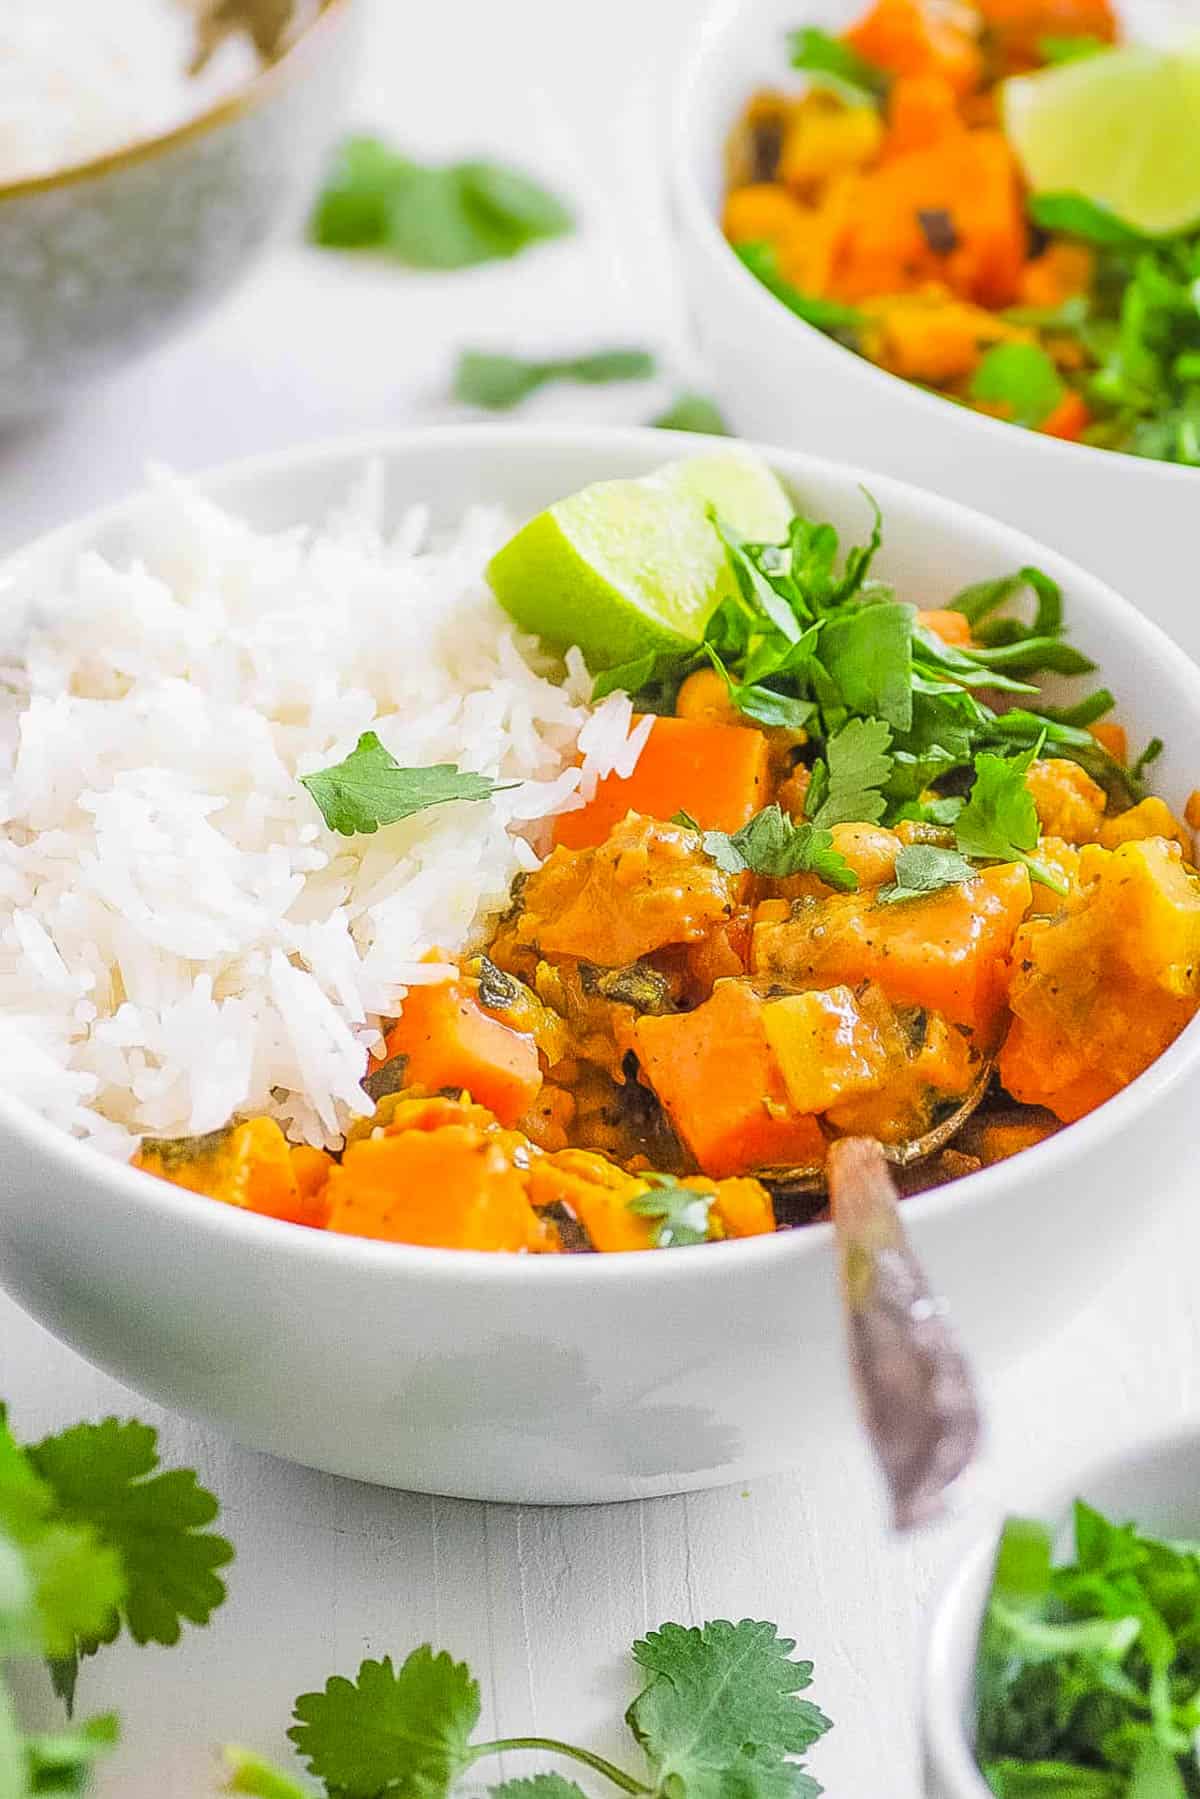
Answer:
xmin=828 ymin=1137 xmax=982 ymax=1532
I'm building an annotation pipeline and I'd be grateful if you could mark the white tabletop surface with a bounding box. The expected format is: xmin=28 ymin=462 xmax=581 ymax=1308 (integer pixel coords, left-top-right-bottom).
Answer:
xmin=3 ymin=3 xmax=1199 ymax=1794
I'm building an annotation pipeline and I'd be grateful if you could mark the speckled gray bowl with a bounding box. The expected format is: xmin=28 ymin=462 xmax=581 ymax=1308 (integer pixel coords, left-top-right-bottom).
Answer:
xmin=0 ymin=0 xmax=357 ymax=422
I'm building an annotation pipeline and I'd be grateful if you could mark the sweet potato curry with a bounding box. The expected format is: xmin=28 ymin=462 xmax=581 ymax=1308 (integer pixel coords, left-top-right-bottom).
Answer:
xmin=135 ymin=473 xmax=1200 ymax=1253
xmin=723 ymin=0 xmax=1200 ymax=463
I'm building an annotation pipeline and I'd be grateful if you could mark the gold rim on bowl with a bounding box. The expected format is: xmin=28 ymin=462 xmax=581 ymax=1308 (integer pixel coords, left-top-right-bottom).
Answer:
xmin=0 ymin=0 xmax=353 ymax=204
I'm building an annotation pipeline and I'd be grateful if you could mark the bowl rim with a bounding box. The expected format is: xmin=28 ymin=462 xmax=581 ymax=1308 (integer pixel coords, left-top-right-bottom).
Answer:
xmin=0 ymin=0 xmax=352 ymax=205
xmin=4 ymin=419 xmax=1200 ymax=1288
xmin=922 ymin=1423 xmax=1200 ymax=1798
xmin=667 ymin=0 xmax=1200 ymax=488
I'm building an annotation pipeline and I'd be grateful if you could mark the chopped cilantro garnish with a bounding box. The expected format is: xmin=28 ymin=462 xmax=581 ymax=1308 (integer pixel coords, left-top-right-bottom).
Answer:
xmin=970 ymin=344 xmax=1065 ymax=429
xmin=787 ymin=26 xmax=889 ymax=102
xmin=955 ymin=744 xmax=1067 ymax=894
xmin=302 ymin=734 xmax=514 ymax=836
xmin=806 ymin=718 xmax=893 ymax=827
xmin=627 ymin=1175 xmax=712 ymax=1248
xmin=310 ymin=137 xmax=572 ymax=268
xmin=691 ymin=804 xmax=858 ymax=891
xmin=975 ymin=1502 xmax=1200 ymax=1795
xmin=1027 ymin=191 xmax=1148 ymax=248
xmin=455 ymin=348 xmax=656 ymax=411
xmin=734 ymin=243 xmax=866 ymax=337
xmin=1037 ymin=33 xmax=1108 ymax=64
xmin=878 ymin=845 xmax=975 ymax=906
xmin=591 ymin=650 xmax=659 ymax=702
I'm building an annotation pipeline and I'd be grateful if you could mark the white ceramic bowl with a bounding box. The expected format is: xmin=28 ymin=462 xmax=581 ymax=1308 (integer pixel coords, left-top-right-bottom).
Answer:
xmin=924 ymin=1429 xmax=1200 ymax=1798
xmin=1 ymin=424 xmax=1198 ymax=1505
xmin=670 ymin=0 xmax=1200 ymax=657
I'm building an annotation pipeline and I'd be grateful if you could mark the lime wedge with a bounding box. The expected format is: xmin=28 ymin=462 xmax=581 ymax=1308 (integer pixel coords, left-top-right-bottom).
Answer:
xmin=1003 ymin=39 xmax=1200 ymax=237
xmin=486 ymin=451 xmax=794 ymax=672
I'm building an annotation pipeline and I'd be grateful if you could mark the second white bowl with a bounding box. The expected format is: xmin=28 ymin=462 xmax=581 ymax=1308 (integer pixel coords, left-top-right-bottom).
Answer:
xmin=670 ymin=0 xmax=1200 ymax=657
xmin=925 ymin=1430 xmax=1200 ymax=1798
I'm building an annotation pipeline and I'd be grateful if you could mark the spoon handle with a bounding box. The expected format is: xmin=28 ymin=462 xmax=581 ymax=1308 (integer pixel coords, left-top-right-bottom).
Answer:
xmin=827 ymin=1137 xmax=982 ymax=1532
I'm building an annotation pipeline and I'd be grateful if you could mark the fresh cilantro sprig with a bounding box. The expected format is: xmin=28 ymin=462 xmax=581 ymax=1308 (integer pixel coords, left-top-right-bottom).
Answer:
xmin=310 ymin=137 xmax=572 ymax=268
xmin=302 ymin=733 xmax=515 ymax=836
xmin=0 ymin=1403 xmax=231 ymax=1793
xmin=878 ymin=845 xmax=975 ymax=906
xmin=28 ymin=1419 xmax=233 ymax=1708
xmin=970 ymin=344 xmax=1065 ymax=429
xmin=806 ymin=718 xmax=893 ymax=827
xmin=237 ymin=1618 xmax=831 ymax=1799
xmin=954 ymin=743 xmax=1067 ymax=894
xmin=975 ymin=1502 xmax=1200 ymax=1795
xmin=678 ymin=805 xmax=857 ymax=892
xmin=455 ymin=348 xmax=656 ymax=411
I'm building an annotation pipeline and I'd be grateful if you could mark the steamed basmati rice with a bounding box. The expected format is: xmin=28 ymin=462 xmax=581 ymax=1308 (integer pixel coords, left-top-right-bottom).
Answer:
xmin=0 ymin=469 xmax=651 ymax=1159
xmin=0 ymin=1 xmax=262 ymax=186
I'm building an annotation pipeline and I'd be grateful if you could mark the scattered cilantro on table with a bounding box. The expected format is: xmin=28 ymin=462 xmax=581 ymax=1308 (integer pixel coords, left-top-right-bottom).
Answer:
xmin=650 ymin=395 xmax=731 ymax=436
xmin=310 ymin=136 xmax=572 ymax=269
xmin=301 ymin=733 xmax=515 ymax=836
xmin=234 ymin=1618 xmax=831 ymax=1799
xmin=0 ymin=1401 xmax=231 ymax=1794
xmin=975 ymin=1502 xmax=1200 ymax=1797
xmin=454 ymin=348 xmax=656 ymax=411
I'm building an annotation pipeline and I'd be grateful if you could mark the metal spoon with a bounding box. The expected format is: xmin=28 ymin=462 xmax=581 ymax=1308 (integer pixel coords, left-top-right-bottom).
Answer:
xmin=827 ymin=1136 xmax=982 ymax=1532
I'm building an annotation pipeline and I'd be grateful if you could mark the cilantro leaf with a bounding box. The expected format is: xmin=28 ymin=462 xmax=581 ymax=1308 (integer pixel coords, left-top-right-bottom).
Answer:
xmin=1027 ymin=192 xmax=1148 ymax=248
xmin=1037 ymin=33 xmax=1108 ymax=63
xmin=224 ymin=1746 xmax=311 ymax=1798
xmin=0 ymin=1415 xmax=124 ymax=1662
xmin=302 ymin=734 xmax=513 ymax=836
xmin=807 ymin=718 xmax=893 ymax=828
xmin=706 ymin=647 xmax=815 ymax=731
xmin=650 ymin=394 xmax=731 ymax=436
xmin=950 ymin=566 xmax=1062 ymax=637
xmin=970 ymin=344 xmax=1065 ymax=429
xmin=22 ymin=1713 xmax=118 ymax=1794
xmin=955 ymin=746 xmax=1067 ymax=893
xmin=698 ymin=806 xmax=857 ymax=890
xmin=455 ymin=347 xmax=656 ymax=411
xmin=310 ymin=138 xmax=572 ymax=268
xmin=491 ymin=1781 xmax=589 ymax=1799
xmin=735 ymin=243 xmax=865 ymax=336
xmin=628 ymin=1175 xmax=712 ymax=1248
xmin=788 ymin=26 xmax=888 ymax=102
xmin=27 ymin=1418 xmax=232 ymax=1681
xmin=628 ymin=1619 xmax=832 ymax=1799
xmin=290 ymin=1649 xmax=480 ymax=1799
xmin=591 ymin=650 xmax=659 ymax=702
xmin=819 ymin=602 xmax=914 ymax=732
xmin=878 ymin=844 xmax=974 ymax=906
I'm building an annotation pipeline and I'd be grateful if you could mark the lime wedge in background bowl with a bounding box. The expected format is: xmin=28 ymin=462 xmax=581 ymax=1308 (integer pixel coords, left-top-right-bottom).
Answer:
xmin=1004 ymin=39 xmax=1200 ymax=238
xmin=486 ymin=451 xmax=793 ymax=671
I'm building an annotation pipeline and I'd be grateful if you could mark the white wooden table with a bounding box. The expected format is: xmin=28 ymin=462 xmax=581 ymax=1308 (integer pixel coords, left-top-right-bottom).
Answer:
xmin=3 ymin=3 xmax=1197 ymax=1792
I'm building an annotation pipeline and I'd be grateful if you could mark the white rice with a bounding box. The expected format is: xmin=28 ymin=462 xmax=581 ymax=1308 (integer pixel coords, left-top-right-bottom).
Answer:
xmin=0 ymin=468 xmax=652 ymax=1159
xmin=0 ymin=1 xmax=263 ymax=186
